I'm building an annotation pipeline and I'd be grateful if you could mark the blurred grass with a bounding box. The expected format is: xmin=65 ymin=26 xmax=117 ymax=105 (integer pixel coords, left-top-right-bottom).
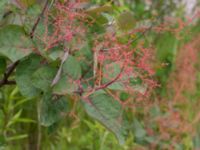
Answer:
xmin=1 ymin=0 xmax=200 ymax=150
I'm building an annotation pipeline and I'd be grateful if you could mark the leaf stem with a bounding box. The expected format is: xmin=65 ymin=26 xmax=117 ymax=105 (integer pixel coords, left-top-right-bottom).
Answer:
xmin=30 ymin=0 xmax=49 ymax=39
xmin=0 ymin=61 xmax=19 ymax=87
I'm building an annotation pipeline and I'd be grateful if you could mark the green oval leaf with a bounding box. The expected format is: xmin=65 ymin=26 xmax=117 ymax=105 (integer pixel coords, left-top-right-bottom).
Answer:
xmin=40 ymin=93 xmax=68 ymax=126
xmin=0 ymin=25 xmax=33 ymax=62
xmin=83 ymin=92 xmax=128 ymax=144
xmin=16 ymin=54 xmax=42 ymax=97
xmin=31 ymin=66 xmax=57 ymax=92
xmin=53 ymin=76 xmax=78 ymax=95
xmin=117 ymin=11 xmax=136 ymax=31
xmin=62 ymin=55 xmax=82 ymax=80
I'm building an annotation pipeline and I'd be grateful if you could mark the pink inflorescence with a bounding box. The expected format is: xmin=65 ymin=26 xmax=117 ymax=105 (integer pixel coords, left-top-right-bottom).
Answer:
xmin=36 ymin=0 xmax=157 ymax=103
xmin=92 ymin=32 xmax=156 ymax=97
xmin=36 ymin=0 xmax=87 ymax=50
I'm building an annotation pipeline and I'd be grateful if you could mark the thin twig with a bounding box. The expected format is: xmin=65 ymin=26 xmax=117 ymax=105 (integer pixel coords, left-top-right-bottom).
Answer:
xmin=0 ymin=61 xmax=19 ymax=87
xmin=30 ymin=0 xmax=49 ymax=39
xmin=94 ymin=67 xmax=124 ymax=92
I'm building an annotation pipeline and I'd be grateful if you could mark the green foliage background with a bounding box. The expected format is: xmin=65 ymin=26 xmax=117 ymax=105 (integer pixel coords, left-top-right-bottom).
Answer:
xmin=0 ymin=0 xmax=200 ymax=150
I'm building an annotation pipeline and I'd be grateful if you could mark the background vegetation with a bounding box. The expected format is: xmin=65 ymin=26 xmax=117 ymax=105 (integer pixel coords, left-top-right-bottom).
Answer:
xmin=0 ymin=0 xmax=200 ymax=150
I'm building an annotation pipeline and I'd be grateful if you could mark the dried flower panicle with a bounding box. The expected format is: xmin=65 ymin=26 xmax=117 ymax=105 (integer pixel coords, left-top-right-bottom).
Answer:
xmin=35 ymin=0 xmax=158 ymax=106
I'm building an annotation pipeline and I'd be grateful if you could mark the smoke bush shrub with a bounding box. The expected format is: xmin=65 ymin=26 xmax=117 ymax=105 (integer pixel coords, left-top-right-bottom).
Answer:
xmin=1 ymin=0 xmax=196 ymax=145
